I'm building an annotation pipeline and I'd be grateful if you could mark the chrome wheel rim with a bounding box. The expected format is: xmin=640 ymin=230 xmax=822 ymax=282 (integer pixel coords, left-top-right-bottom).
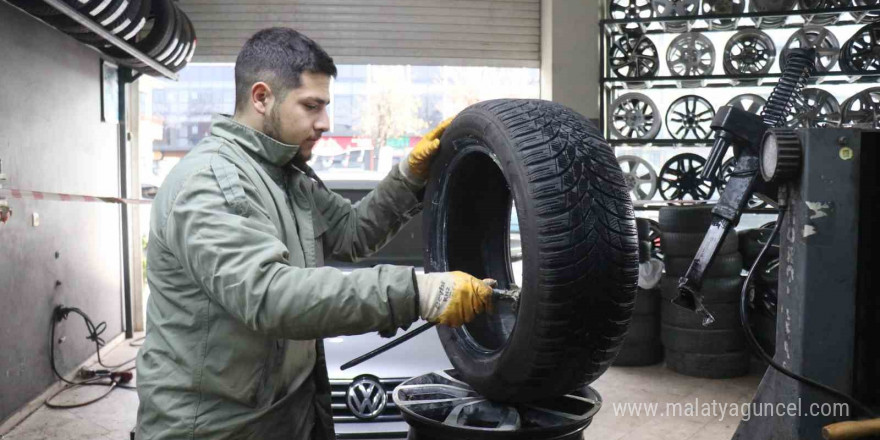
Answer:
xmin=394 ymin=370 xmax=602 ymax=433
xmin=659 ymin=153 xmax=714 ymax=200
xmin=617 ymin=155 xmax=659 ymax=200
xmin=781 ymin=26 xmax=840 ymax=72
xmin=724 ymin=30 xmax=776 ymax=75
xmin=666 ymin=95 xmax=716 ymax=140
xmin=787 ymin=88 xmax=842 ymax=128
xmin=610 ymin=34 xmax=659 ymax=78
xmin=667 ymin=32 xmax=716 ymax=76
xmin=726 ymin=94 xmax=767 ymax=114
xmin=610 ymin=93 xmax=662 ymax=140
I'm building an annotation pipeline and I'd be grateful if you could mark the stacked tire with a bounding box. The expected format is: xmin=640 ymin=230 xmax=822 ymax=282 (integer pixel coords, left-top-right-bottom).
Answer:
xmin=659 ymin=205 xmax=750 ymax=378
xmin=614 ymin=218 xmax=663 ymax=366
xmin=7 ymin=0 xmax=195 ymax=77
xmin=109 ymin=0 xmax=197 ymax=76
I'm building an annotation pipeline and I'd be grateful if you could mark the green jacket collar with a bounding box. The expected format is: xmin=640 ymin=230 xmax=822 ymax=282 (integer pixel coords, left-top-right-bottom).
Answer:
xmin=210 ymin=114 xmax=300 ymax=166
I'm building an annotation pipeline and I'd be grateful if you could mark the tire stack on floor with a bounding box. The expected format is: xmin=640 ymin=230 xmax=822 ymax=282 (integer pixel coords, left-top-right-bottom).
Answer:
xmin=659 ymin=205 xmax=750 ymax=378
xmin=740 ymin=224 xmax=780 ymax=357
xmin=614 ymin=218 xmax=663 ymax=366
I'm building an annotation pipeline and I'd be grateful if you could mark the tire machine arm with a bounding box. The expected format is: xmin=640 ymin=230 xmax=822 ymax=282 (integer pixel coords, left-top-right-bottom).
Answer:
xmin=673 ymin=49 xmax=815 ymax=323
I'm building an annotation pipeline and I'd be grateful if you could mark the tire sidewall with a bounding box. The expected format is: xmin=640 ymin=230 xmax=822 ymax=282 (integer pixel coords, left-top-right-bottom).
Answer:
xmin=425 ymin=105 xmax=542 ymax=392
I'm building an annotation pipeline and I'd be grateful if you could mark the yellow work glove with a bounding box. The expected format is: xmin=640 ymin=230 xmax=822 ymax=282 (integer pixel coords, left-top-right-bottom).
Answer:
xmin=415 ymin=271 xmax=494 ymax=327
xmin=402 ymin=118 xmax=454 ymax=183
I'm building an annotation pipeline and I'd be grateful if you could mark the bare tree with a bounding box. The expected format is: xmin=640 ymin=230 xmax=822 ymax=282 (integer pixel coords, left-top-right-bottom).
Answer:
xmin=434 ymin=66 xmax=540 ymax=117
xmin=358 ymin=66 xmax=427 ymax=170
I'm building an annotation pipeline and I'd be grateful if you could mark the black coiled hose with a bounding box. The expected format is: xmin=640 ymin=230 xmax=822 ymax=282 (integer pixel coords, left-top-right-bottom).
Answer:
xmin=761 ymin=49 xmax=816 ymax=128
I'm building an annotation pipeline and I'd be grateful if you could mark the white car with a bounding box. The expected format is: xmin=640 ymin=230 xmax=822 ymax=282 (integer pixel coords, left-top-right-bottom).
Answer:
xmin=324 ymin=318 xmax=451 ymax=439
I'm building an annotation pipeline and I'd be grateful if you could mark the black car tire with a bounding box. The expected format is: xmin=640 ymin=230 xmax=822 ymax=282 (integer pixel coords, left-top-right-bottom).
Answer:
xmin=76 ymin=0 xmax=150 ymax=44
xmin=659 ymin=205 xmax=715 ymax=232
xmin=72 ymin=0 xmax=139 ymax=33
xmin=660 ymin=275 xmax=742 ymax=304
xmin=71 ymin=0 xmax=143 ymax=46
xmin=739 ymin=228 xmax=779 ymax=268
xmin=751 ymin=310 xmax=777 ymax=355
xmin=36 ymin=0 xmax=99 ymax=33
xmin=633 ymin=287 xmax=660 ymax=316
xmin=152 ymin=4 xmax=185 ymax=64
xmin=639 ymin=240 xmax=652 ymax=263
xmin=624 ymin=315 xmax=660 ymax=341
xmin=661 ymin=324 xmax=745 ymax=354
xmin=129 ymin=0 xmax=183 ymax=68
xmin=664 ymin=253 xmax=743 ymax=277
xmin=171 ymin=11 xmax=196 ymax=71
xmin=140 ymin=5 xmax=195 ymax=75
xmin=106 ymin=0 xmax=144 ymax=37
xmin=614 ymin=341 xmax=664 ymax=366
xmin=169 ymin=9 xmax=193 ymax=67
xmin=636 ymin=217 xmax=652 ymax=240
xmin=103 ymin=0 xmax=177 ymax=61
xmin=661 ymin=230 xmax=738 ymax=257
xmin=661 ymin=301 xmax=740 ymax=329
xmin=57 ymin=0 xmax=127 ymax=32
xmin=425 ymin=99 xmax=639 ymax=402
xmin=124 ymin=0 xmax=151 ymax=40
xmin=615 ymin=297 xmax=661 ymax=367
xmin=664 ymin=348 xmax=750 ymax=378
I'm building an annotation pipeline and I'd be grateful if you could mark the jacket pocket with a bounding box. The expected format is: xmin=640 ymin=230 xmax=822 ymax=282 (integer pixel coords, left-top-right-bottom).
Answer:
xmin=250 ymin=339 xmax=275 ymax=407
xmin=199 ymin=315 xmax=272 ymax=409
xmin=211 ymin=160 xmax=251 ymax=217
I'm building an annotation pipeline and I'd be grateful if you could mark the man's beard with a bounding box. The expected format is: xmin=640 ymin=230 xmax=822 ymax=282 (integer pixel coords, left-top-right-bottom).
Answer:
xmin=262 ymin=105 xmax=310 ymax=162
xmin=262 ymin=105 xmax=283 ymax=142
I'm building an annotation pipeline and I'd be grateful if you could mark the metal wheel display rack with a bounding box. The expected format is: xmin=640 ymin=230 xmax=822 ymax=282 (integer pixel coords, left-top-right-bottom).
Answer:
xmin=600 ymin=0 xmax=880 ymax=207
xmin=600 ymin=1 xmax=880 ymax=138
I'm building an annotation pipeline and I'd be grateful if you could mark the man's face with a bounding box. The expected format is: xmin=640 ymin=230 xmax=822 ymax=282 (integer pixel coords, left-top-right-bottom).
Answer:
xmin=263 ymin=71 xmax=331 ymax=162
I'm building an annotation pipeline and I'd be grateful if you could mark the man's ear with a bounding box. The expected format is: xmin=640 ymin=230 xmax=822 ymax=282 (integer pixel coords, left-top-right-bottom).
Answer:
xmin=250 ymin=82 xmax=274 ymax=116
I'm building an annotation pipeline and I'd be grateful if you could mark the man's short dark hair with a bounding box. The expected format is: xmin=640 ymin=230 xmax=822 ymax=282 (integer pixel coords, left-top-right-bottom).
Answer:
xmin=234 ymin=27 xmax=337 ymax=113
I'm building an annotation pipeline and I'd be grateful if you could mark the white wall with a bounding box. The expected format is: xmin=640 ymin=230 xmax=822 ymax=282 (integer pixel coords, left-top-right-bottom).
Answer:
xmin=541 ymin=0 xmax=602 ymax=121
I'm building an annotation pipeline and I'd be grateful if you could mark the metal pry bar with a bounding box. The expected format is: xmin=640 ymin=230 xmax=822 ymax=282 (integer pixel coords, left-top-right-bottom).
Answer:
xmin=340 ymin=287 xmax=520 ymax=370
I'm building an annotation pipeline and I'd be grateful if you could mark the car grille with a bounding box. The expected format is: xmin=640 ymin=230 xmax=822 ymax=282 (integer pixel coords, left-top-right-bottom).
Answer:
xmin=330 ymin=378 xmax=405 ymax=423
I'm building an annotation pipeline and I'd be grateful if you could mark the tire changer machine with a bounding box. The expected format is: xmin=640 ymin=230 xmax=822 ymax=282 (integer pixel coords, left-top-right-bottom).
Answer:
xmin=674 ymin=48 xmax=880 ymax=440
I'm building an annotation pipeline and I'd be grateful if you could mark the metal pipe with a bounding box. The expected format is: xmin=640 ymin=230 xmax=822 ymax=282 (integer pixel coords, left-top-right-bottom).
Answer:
xmin=119 ymin=67 xmax=133 ymax=339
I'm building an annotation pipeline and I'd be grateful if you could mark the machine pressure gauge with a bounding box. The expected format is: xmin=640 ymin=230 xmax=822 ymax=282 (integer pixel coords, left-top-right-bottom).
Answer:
xmin=760 ymin=129 xmax=802 ymax=183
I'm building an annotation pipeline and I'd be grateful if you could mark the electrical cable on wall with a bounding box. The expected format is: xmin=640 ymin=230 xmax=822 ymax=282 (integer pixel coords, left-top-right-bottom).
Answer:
xmin=53 ymin=306 xmax=135 ymax=370
xmin=47 ymin=306 xmax=138 ymax=409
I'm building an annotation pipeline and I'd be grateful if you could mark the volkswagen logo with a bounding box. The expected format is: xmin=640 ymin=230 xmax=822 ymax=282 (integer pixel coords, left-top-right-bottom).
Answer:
xmin=346 ymin=375 xmax=387 ymax=420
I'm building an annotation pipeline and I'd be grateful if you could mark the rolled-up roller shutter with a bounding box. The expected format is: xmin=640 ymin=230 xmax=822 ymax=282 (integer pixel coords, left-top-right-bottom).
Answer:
xmin=179 ymin=0 xmax=540 ymax=67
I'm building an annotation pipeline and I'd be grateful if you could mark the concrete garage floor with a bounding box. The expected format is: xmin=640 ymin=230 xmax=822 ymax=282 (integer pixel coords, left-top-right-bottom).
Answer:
xmin=2 ymin=336 xmax=761 ymax=440
xmin=588 ymin=365 xmax=761 ymax=440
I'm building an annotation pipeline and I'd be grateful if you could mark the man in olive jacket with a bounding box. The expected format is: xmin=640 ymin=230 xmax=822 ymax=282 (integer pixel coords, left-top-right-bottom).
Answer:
xmin=136 ymin=28 xmax=493 ymax=440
